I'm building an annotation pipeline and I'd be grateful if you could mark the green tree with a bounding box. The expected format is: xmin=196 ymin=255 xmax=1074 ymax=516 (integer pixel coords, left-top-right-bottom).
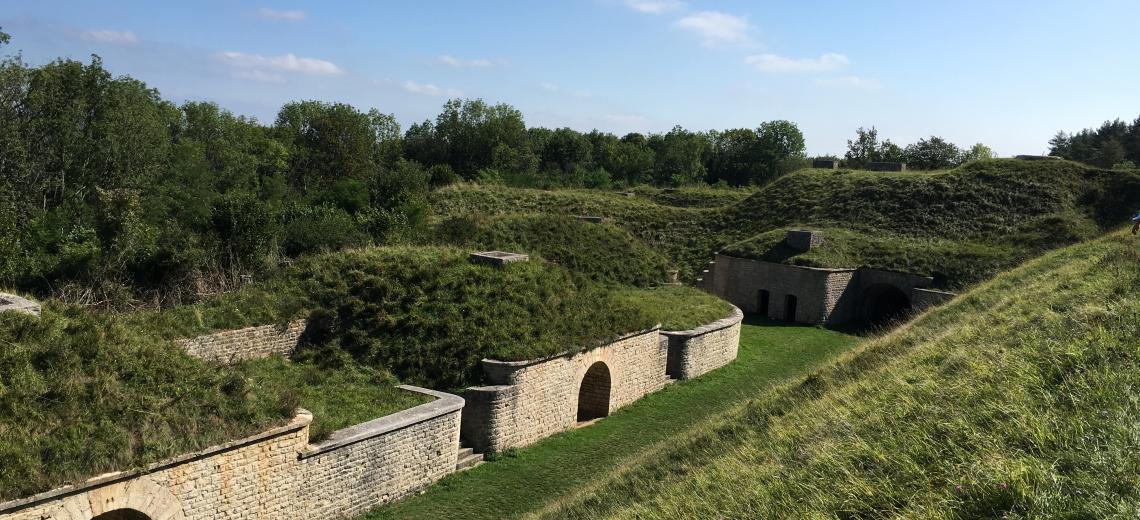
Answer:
xmin=844 ymin=127 xmax=881 ymax=168
xmin=961 ymin=143 xmax=995 ymax=163
xmin=904 ymin=136 xmax=962 ymax=170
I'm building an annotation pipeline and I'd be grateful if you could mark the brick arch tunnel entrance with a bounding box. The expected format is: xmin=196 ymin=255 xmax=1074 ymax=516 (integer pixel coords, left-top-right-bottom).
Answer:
xmin=93 ymin=510 xmax=153 ymax=520
xmin=577 ymin=361 xmax=611 ymax=422
xmin=860 ymin=283 xmax=912 ymax=328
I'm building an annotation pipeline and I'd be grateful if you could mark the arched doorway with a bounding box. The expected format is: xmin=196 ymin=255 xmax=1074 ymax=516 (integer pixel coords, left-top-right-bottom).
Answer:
xmin=860 ymin=284 xmax=912 ymax=328
xmin=93 ymin=509 xmax=152 ymax=520
xmin=577 ymin=361 xmax=611 ymax=422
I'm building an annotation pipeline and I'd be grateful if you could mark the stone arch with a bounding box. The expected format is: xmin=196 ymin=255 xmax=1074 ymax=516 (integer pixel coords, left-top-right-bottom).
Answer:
xmin=86 ymin=475 xmax=186 ymax=520
xmin=860 ymin=283 xmax=912 ymax=328
xmin=93 ymin=509 xmax=153 ymax=520
xmin=576 ymin=361 xmax=611 ymax=422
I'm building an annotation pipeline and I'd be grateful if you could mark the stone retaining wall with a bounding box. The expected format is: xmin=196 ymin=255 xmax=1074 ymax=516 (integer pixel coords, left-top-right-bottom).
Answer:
xmin=663 ymin=306 xmax=743 ymax=379
xmin=462 ymin=327 xmax=667 ymax=453
xmin=0 ymin=386 xmax=463 ymax=520
xmin=912 ymin=287 xmax=957 ymax=311
xmin=175 ymin=320 xmax=306 ymax=363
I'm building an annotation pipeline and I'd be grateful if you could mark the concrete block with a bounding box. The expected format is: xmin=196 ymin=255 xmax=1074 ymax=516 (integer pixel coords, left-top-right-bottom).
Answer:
xmin=469 ymin=251 xmax=529 ymax=267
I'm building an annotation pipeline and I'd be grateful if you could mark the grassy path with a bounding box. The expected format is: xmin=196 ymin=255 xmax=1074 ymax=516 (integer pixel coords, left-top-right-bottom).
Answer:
xmin=364 ymin=317 xmax=860 ymax=520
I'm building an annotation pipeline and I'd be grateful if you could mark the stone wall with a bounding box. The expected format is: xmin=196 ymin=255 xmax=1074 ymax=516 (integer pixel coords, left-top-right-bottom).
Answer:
xmin=0 ymin=386 xmax=463 ymax=520
xmin=0 ymin=293 xmax=40 ymax=318
xmin=706 ymin=254 xmax=852 ymax=325
xmin=663 ymin=306 xmax=743 ymax=379
xmin=462 ymin=327 xmax=667 ymax=453
xmin=912 ymin=287 xmax=957 ymax=311
xmin=175 ymin=320 xmax=306 ymax=363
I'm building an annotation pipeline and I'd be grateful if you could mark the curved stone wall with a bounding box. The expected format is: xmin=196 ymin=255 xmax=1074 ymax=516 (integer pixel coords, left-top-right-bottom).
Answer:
xmin=662 ymin=306 xmax=743 ymax=380
xmin=461 ymin=327 xmax=667 ymax=453
xmin=0 ymin=386 xmax=462 ymax=520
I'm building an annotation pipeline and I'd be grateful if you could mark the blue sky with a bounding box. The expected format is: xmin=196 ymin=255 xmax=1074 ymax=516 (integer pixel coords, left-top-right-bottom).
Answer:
xmin=2 ymin=0 xmax=1138 ymax=155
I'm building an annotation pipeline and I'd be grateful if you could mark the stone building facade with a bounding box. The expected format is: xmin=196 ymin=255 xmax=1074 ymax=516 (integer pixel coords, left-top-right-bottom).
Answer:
xmin=0 ymin=386 xmax=463 ymax=520
xmin=698 ymin=254 xmax=952 ymax=327
xmin=175 ymin=320 xmax=306 ymax=363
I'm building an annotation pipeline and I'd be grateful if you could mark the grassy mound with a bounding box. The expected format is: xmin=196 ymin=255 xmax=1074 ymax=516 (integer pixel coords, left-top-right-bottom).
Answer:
xmin=434 ymin=214 xmax=674 ymax=286
xmin=720 ymin=227 xmax=1021 ymax=289
xmin=609 ymin=285 xmax=735 ymax=331
xmin=434 ymin=160 xmax=1140 ymax=289
xmin=288 ymin=246 xmax=659 ymax=389
xmin=0 ymin=304 xmax=294 ymax=501
xmin=540 ymin=229 xmax=1140 ymax=518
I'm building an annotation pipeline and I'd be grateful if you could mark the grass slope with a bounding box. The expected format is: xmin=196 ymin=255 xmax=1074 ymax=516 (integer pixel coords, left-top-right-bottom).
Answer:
xmin=540 ymin=229 xmax=1140 ymax=519
xmin=432 ymin=160 xmax=1140 ymax=288
xmin=365 ymin=319 xmax=860 ymax=520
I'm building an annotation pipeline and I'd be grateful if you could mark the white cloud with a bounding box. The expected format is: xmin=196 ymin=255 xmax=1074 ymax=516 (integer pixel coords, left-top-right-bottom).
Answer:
xmin=219 ymin=52 xmax=343 ymax=75
xmin=745 ymin=53 xmax=849 ymax=73
xmin=541 ymin=82 xmax=591 ymax=98
xmin=402 ymin=80 xmax=463 ymax=98
xmin=816 ymin=75 xmax=883 ymax=90
xmin=437 ymin=55 xmax=493 ymax=68
xmin=675 ymin=11 xmax=753 ymax=46
xmin=623 ymin=0 xmax=684 ymax=14
xmin=234 ymin=69 xmax=286 ymax=84
xmin=80 ymin=29 xmax=138 ymax=45
xmin=256 ymin=8 xmax=306 ymax=21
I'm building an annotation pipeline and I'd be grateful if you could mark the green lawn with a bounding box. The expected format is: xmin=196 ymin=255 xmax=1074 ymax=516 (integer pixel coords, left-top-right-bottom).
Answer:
xmin=363 ymin=317 xmax=861 ymax=520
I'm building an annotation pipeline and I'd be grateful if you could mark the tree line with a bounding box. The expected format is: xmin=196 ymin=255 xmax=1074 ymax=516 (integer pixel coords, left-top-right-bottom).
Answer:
xmin=1048 ymin=117 xmax=1140 ymax=169
xmin=838 ymin=127 xmax=995 ymax=170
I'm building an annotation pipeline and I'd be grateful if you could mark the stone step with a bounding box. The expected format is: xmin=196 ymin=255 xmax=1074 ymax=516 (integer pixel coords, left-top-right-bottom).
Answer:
xmin=457 ymin=447 xmax=473 ymax=459
xmin=456 ymin=452 xmax=484 ymax=471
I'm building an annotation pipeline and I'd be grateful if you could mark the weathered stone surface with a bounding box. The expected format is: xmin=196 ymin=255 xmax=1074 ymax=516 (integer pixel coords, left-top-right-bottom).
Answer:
xmin=462 ymin=327 xmax=667 ymax=453
xmin=0 ymin=293 xmax=40 ymax=318
xmin=663 ymin=306 xmax=743 ymax=379
xmin=0 ymin=387 xmax=463 ymax=520
xmin=175 ymin=320 xmax=306 ymax=363
xmin=702 ymin=254 xmax=935 ymax=326
xmin=785 ymin=230 xmax=824 ymax=251
xmin=469 ymin=251 xmax=530 ymax=267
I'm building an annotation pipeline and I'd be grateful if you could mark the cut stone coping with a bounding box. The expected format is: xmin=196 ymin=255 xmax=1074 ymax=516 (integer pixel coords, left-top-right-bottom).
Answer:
xmin=0 ymin=411 xmax=314 ymax=514
xmin=660 ymin=305 xmax=743 ymax=336
xmin=477 ymin=326 xmax=662 ymax=384
xmin=300 ymin=385 xmax=463 ymax=459
xmin=0 ymin=292 xmax=40 ymax=318
xmin=469 ymin=251 xmax=530 ymax=267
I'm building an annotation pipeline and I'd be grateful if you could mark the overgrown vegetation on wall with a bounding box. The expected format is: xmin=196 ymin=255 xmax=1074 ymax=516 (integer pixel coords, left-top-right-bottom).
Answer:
xmin=541 ymin=229 xmax=1140 ymax=519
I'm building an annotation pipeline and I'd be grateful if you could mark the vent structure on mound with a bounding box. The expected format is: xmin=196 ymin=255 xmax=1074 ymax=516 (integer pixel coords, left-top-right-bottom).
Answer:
xmin=469 ymin=251 xmax=530 ymax=267
xmin=785 ymin=230 xmax=824 ymax=252
xmin=0 ymin=293 xmax=40 ymax=318
xmin=867 ymin=161 xmax=907 ymax=172
xmin=812 ymin=159 xmax=840 ymax=170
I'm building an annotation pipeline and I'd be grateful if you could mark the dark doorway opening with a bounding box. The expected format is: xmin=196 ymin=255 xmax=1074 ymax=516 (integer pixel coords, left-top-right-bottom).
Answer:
xmin=757 ymin=290 xmax=770 ymax=317
xmin=784 ymin=295 xmax=798 ymax=322
xmin=93 ymin=510 xmax=152 ymax=520
xmin=860 ymin=284 xmax=912 ymax=328
xmin=577 ymin=362 xmax=612 ymax=422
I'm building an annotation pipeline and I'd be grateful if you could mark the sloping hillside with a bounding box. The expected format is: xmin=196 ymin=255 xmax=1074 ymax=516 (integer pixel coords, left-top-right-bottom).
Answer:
xmin=540 ymin=229 xmax=1140 ymax=518
xmin=432 ymin=160 xmax=1140 ymax=288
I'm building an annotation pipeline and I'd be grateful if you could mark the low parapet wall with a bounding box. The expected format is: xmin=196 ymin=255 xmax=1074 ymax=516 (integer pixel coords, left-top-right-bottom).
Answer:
xmin=0 ymin=386 xmax=463 ymax=520
xmin=663 ymin=306 xmax=743 ymax=379
xmin=462 ymin=327 xmax=667 ymax=453
xmin=0 ymin=293 xmax=40 ymax=318
xmin=175 ymin=320 xmax=306 ymax=363
xmin=912 ymin=288 xmax=956 ymax=311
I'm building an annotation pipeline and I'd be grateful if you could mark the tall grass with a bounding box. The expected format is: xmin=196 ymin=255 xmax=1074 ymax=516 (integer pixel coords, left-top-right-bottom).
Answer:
xmin=540 ymin=229 xmax=1140 ymax=518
